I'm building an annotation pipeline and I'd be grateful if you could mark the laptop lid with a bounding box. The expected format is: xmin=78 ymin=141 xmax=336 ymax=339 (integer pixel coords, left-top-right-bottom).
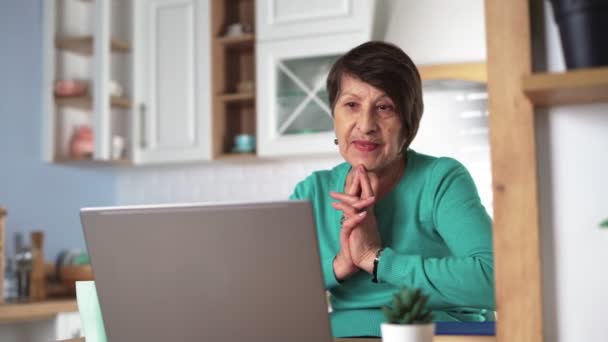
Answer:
xmin=80 ymin=201 xmax=332 ymax=342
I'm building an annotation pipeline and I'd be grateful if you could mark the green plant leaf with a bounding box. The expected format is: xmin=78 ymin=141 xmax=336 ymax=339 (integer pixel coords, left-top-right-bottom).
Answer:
xmin=392 ymin=294 xmax=402 ymax=311
xmin=420 ymin=311 xmax=433 ymax=324
xmin=401 ymin=312 xmax=412 ymax=324
xmin=382 ymin=306 xmax=398 ymax=324
xmin=386 ymin=287 xmax=432 ymax=324
xmin=600 ymin=218 xmax=608 ymax=228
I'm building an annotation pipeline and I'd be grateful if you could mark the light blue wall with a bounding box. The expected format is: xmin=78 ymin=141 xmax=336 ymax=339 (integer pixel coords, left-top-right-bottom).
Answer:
xmin=0 ymin=0 xmax=117 ymax=260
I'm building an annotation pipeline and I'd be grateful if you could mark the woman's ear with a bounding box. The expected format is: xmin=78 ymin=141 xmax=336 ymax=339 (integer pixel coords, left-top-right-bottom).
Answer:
xmin=398 ymin=137 xmax=407 ymax=154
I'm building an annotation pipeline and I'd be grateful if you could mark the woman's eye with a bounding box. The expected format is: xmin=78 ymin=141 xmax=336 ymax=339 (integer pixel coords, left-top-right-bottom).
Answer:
xmin=377 ymin=104 xmax=395 ymax=113
xmin=345 ymin=102 xmax=358 ymax=109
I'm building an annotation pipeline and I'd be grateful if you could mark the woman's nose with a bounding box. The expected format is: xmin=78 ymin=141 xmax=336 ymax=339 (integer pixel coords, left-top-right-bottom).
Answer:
xmin=356 ymin=108 xmax=378 ymax=134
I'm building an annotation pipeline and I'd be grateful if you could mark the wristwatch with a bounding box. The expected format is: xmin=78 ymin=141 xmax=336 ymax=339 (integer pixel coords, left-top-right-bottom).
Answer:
xmin=372 ymin=247 xmax=384 ymax=283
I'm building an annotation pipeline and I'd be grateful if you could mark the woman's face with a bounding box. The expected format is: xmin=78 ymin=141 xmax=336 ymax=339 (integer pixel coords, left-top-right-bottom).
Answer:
xmin=333 ymin=75 xmax=405 ymax=172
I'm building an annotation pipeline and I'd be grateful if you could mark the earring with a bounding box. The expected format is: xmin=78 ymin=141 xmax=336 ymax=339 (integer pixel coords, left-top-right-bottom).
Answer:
xmin=334 ymin=139 xmax=338 ymax=145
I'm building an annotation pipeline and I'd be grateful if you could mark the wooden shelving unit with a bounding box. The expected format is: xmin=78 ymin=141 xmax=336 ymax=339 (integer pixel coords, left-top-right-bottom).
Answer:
xmin=55 ymin=96 xmax=132 ymax=111
xmin=523 ymin=66 xmax=608 ymax=106
xmin=419 ymin=62 xmax=487 ymax=83
xmin=46 ymin=0 xmax=134 ymax=164
xmin=0 ymin=299 xmax=78 ymax=323
xmin=55 ymin=36 xmax=130 ymax=56
xmin=484 ymin=2 xmax=608 ymax=342
xmin=211 ymin=0 xmax=257 ymax=160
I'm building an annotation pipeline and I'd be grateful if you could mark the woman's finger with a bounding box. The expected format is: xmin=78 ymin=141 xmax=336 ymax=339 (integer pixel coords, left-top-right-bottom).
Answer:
xmin=330 ymin=191 xmax=361 ymax=205
xmin=341 ymin=211 xmax=367 ymax=234
xmin=331 ymin=197 xmax=376 ymax=216
xmin=347 ymin=170 xmax=361 ymax=196
xmin=331 ymin=201 xmax=359 ymax=217
xmin=358 ymin=166 xmax=375 ymax=199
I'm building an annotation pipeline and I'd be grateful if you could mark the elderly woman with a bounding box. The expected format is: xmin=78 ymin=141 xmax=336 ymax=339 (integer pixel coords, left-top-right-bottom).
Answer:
xmin=289 ymin=41 xmax=495 ymax=337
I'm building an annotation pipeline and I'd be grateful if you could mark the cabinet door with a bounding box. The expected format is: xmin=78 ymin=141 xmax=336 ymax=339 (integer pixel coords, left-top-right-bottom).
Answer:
xmin=132 ymin=0 xmax=211 ymax=164
xmin=256 ymin=33 xmax=366 ymax=157
xmin=54 ymin=312 xmax=83 ymax=340
xmin=256 ymin=0 xmax=374 ymax=42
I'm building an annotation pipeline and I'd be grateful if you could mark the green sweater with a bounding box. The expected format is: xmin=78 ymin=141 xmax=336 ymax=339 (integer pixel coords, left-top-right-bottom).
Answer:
xmin=289 ymin=149 xmax=495 ymax=337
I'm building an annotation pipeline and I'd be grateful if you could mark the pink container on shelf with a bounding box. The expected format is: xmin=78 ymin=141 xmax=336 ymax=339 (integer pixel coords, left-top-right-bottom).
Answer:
xmin=54 ymin=79 xmax=89 ymax=97
xmin=69 ymin=125 xmax=94 ymax=159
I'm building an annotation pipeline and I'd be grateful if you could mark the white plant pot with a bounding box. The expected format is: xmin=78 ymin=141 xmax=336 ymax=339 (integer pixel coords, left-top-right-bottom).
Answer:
xmin=381 ymin=323 xmax=435 ymax=342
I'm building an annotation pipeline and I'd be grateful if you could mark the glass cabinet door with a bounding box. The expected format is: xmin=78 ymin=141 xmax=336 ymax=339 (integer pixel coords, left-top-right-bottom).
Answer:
xmin=256 ymin=33 xmax=366 ymax=156
xmin=275 ymin=55 xmax=338 ymax=136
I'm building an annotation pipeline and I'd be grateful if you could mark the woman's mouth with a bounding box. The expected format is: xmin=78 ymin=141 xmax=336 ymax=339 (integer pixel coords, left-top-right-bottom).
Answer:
xmin=352 ymin=140 xmax=380 ymax=152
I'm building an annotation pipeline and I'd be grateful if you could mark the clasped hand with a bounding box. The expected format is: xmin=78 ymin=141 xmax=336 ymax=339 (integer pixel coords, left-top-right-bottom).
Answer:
xmin=330 ymin=165 xmax=382 ymax=281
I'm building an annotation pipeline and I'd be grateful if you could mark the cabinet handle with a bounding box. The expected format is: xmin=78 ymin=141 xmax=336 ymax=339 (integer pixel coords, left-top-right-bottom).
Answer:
xmin=139 ymin=103 xmax=147 ymax=148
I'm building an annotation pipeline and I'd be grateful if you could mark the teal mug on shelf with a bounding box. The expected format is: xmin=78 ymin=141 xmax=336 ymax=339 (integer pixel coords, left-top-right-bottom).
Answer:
xmin=233 ymin=134 xmax=255 ymax=153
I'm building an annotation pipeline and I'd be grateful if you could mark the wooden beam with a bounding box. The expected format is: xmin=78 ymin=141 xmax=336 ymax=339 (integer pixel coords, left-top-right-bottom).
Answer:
xmin=418 ymin=62 xmax=487 ymax=83
xmin=523 ymin=67 xmax=608 ymax=106
xmin=485 ymin=0 xmax=544 ymax=342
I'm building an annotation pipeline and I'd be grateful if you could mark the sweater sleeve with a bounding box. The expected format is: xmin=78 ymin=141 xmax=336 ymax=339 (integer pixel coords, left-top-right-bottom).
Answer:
xmin=289 ymin=178 xmax=341 ymax=290
xmin=376 ymin=158 xmax=495 ymax=310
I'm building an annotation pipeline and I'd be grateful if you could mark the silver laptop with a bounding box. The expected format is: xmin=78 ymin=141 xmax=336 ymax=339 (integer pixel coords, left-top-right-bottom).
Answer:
xmin=80 ymin=201 xmax=332 ymax=342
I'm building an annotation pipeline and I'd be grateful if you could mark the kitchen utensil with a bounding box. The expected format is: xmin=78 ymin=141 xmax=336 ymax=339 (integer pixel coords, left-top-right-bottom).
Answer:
xmin=60 ymin=264 xmax=94 ymax=295
xmin=29 ymin=231 xmax=46 ymax=301
xmin=0 ymin=208 xmax=5 ymax=303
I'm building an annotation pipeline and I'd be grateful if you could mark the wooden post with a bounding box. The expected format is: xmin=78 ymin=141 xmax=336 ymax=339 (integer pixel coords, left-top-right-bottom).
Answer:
xmin=0 ymin=207 xmax=6 ymax=304
xmin=485 ymin=0 xmax=545 ymax=342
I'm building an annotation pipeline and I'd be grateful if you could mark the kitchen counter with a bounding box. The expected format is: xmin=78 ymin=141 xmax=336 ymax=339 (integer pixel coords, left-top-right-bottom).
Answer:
xmin=58 ymin=337 xmax=496 ymax=342
xmin=0 ymin=299 xmax=78 ymax=323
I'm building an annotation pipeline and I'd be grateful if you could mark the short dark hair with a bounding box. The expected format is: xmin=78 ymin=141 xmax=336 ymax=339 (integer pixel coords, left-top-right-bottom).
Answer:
xmin=326 ymin=41 xmax=424 ymax=150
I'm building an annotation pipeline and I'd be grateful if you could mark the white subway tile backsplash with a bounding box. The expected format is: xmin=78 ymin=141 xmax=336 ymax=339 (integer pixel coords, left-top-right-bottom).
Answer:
xmin=115 ymin=157 xmax=343 ymax=205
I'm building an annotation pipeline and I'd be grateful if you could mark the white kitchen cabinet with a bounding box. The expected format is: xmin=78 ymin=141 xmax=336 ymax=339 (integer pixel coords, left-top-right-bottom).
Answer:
xmin=255 ymin=0 xmax=375 ymax=42
xmin=255 ymin=0 xmax=374 ymax=157
xmin=42 ymin=0 xmax=212 ymax=165
xmin=381 ymin=0 xmax=486 ymax=65
xmin=256 ymin=33 xmax=367 ymax=157
xmin=54 ymin=312 xmax=83 ymax=340
xmin=131 ymin=0 xmax=212 ymax=164
xmin=0 ymin=312 xmax=82 ymax=342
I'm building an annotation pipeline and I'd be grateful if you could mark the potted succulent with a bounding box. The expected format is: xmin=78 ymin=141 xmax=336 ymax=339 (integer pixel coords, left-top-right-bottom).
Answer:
xmin=381 ymin=287 xmax=434 ymax=342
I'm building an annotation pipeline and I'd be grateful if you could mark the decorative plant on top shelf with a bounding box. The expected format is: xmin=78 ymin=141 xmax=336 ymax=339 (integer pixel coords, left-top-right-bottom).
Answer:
xmin=380 ymin=287 xmax=434 ymax=342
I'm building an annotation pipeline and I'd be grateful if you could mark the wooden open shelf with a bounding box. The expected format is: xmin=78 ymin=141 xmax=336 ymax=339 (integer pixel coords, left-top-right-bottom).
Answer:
xmin=523 ymin=67 xmax=608 ymax=106
xmin=55 ymin=96 xmax=132 ymax=111
xmin=218 ymin=92 xmax=255 ymax=102
xmin=418 ymin=62 xmax=487 ymax=83
xmin=55 ymin=36 xmax=130 ymax=56
xmin=211 ymin=0 xmax=257 ymax=160
xmin=53 ymin=156 xmax=132 ymax=166
xmin=216 ymin=152 xmax=257 ymax=161
xmin=0 ymin=299 xmax=77 ymax=323
xmin=217 ymin=34 xmax=255 ymax=46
